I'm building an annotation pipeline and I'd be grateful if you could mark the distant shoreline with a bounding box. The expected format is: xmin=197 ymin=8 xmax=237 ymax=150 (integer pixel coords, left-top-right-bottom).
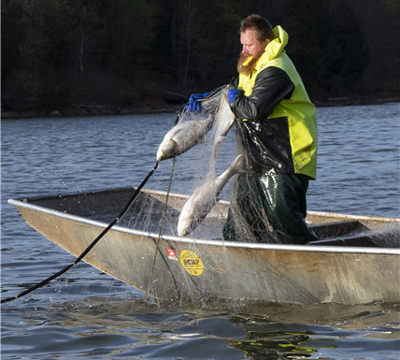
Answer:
xmin=2 ymin=96 xmax=399 ymax=119
xmin=1 ymin=102 xmax=182 ymax=120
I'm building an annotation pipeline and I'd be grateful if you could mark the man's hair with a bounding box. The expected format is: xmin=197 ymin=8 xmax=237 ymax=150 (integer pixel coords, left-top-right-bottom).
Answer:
xmin=240 ymin=14 xmax=275 ymax=42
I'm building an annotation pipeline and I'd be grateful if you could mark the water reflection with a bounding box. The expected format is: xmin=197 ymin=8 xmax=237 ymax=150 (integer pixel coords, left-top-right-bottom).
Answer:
xmin=4 ymin=295 xmax=398 ymax=360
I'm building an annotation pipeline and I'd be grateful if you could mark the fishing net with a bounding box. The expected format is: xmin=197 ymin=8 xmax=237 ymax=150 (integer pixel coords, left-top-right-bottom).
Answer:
xmin=152 ymin=85 xmax=285 ymax=243
xmin=368 ymin=224 xmax=400 ymax=247
xmin=115 ymin=86 xmax=247 ymax=241
xmin=120 ymin=86 xmax=399 ymax=247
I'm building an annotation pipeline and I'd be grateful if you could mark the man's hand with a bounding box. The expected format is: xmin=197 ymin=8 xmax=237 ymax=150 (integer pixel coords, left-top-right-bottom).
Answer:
xmin=227 ymin=89 xmax=244 ymax=106
xmin=184 ymin=92 xmax=212 ymax=112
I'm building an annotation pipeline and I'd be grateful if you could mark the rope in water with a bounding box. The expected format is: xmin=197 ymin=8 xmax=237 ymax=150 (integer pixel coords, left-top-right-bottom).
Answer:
xmin=1 ymin=161 xmax=160 ymax=304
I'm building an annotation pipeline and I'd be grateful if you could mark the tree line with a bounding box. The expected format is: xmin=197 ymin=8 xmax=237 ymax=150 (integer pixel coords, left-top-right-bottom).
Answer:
xmin=2 ymin=0 xmax=399 ymax=114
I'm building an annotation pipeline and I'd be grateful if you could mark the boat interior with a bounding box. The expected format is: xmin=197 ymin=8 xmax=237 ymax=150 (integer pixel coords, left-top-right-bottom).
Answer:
xmin=15 ymin=187 xmax=399 ymax=249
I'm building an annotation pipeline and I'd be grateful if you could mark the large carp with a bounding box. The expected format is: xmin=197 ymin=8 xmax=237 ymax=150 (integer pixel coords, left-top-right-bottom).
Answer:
xmin=177 ymin=154 xmax=244 ymax=237
xmin=156 ymin=115 xmax=214 ymax=161
xmin=156 ymin=88 xmax=234 ymax=162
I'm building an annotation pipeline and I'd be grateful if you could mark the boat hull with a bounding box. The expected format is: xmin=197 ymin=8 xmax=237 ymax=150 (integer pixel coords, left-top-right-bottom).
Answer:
xmin=9 ymin=187 xmax=400 ymax=305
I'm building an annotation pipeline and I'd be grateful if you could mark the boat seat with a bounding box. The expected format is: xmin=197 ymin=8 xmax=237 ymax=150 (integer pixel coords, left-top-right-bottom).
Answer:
xmin=310 ymin=220 xmax=369 ymax=239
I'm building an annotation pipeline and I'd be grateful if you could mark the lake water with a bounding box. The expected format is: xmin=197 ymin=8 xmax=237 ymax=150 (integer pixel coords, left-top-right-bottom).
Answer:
xmin=1 ymin=103 xmax=399 ymax=359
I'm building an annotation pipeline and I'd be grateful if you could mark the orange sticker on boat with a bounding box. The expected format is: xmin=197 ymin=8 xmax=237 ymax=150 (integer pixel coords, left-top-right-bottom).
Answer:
xmin=179 ymin=250 xmax=204 ymax=276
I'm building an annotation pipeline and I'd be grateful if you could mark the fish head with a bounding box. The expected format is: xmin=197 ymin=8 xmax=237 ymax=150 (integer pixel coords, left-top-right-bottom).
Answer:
xmin=156 ymin=139 xmax=178 ymax=161
xmin=177 ymin=216 xmax=192 ymax=237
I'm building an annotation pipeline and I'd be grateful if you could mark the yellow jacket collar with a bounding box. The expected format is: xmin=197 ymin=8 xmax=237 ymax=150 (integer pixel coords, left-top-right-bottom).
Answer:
xmin=256 ymin=25 xmax=288 ymax=69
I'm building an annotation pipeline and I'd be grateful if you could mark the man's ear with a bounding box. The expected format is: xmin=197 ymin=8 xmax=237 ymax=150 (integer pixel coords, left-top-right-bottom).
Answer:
xmin=262 ymin=39 xmax=270 ymax=50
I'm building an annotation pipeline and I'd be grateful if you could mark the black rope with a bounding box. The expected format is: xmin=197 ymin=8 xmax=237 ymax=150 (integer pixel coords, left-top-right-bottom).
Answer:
xmin=1 ymin=161 xmax=160 ymax=304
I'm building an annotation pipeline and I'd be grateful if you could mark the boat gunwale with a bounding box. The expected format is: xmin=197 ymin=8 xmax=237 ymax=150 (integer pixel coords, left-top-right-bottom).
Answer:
xmin=8 ymin=198 xmax=400 ymax=255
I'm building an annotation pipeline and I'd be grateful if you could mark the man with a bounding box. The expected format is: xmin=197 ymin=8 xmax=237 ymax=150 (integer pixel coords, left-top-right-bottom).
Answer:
xmin=186 ymin=14 xmax=318 ymax=244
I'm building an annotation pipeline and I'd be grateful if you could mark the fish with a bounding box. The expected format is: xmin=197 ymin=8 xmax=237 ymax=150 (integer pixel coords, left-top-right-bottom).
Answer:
xmin=156 ymin=116 xmax=214 ymax=161
xmin=156 ymin=86 xmax=235 ymax=162
xmin=177 ymin=154 xmax=244 ymax=237
xmin=208 ymin=93 xmax=235 ymax=172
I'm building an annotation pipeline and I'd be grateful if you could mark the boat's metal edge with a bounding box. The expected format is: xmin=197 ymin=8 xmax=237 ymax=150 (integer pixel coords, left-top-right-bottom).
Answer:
xmin=9 ymin=198 xmax=400 ymax=255
xmin=307 ymin=210 xmax=400 ymax=223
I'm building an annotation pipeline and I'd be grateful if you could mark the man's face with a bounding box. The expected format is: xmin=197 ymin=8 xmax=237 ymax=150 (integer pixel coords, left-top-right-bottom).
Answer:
xmin=240 ymin=29 xmax=267 ymax=57
xmin=237 ymin=29 xmax=269 ymax=75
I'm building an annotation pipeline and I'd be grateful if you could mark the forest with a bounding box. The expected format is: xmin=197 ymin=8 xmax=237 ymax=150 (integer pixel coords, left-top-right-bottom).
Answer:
xmin=2 ymin=0 xmax=399 ymax=116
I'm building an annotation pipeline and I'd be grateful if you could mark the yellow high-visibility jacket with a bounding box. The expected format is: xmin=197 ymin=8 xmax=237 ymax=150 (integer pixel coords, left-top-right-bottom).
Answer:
xmin=231 ymin=26 xmax=317 ymax=179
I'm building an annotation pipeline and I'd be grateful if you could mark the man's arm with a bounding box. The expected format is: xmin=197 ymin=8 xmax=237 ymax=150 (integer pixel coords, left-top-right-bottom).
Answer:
xmin=230 ymin=67 xmax=294 ymax=121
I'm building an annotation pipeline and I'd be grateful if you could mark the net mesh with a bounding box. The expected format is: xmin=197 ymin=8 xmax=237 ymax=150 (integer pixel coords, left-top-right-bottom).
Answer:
xmin=119 ymin=86 xmax=399 ymax=247
xmin=162 ymin=86 xmax=281 ymax=243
